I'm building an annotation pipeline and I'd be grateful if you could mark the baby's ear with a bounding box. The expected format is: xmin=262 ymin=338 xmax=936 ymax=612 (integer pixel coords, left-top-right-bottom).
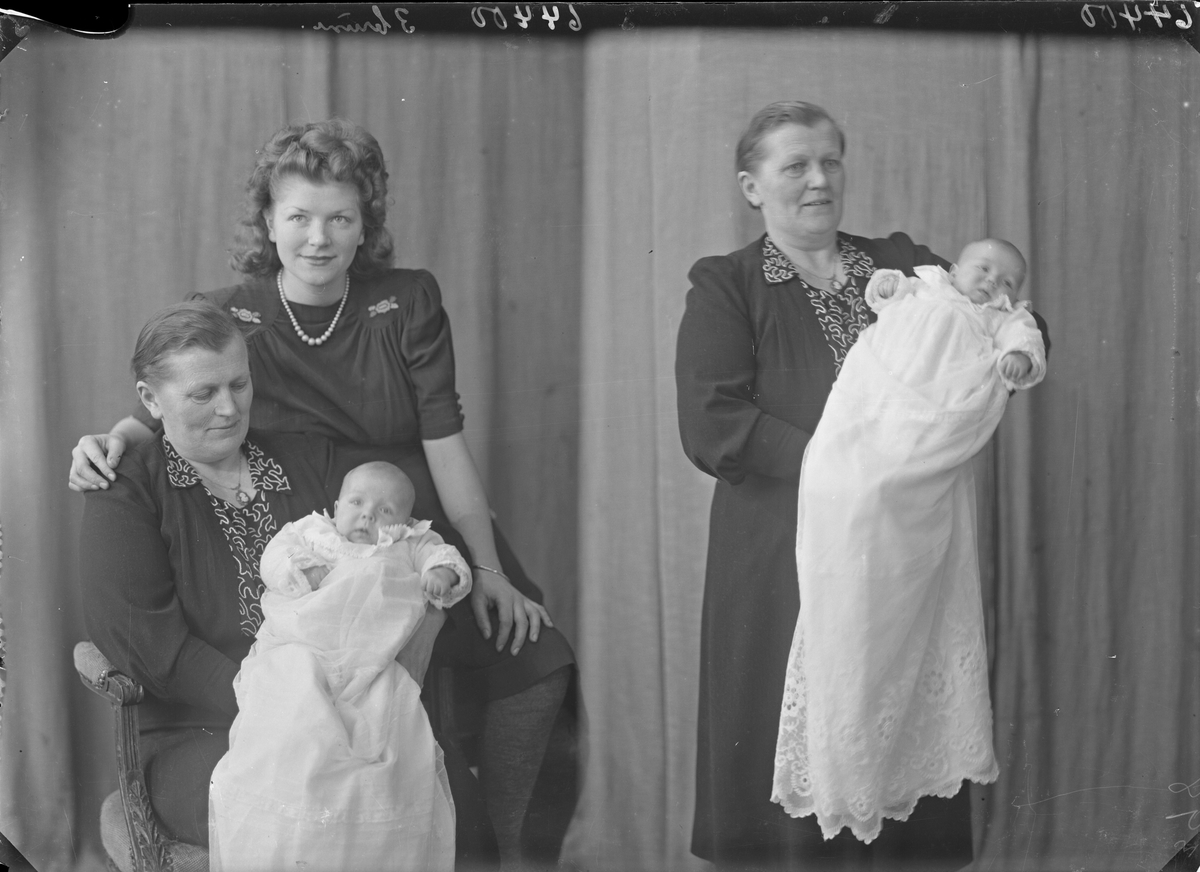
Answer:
xmin=948 ymin=263 xmax=959 ymax=282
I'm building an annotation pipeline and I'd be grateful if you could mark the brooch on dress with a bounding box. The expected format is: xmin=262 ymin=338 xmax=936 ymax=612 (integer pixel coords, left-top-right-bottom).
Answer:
xmin=368 ymin=296 xmax=399 ymax=318
xmin=230 ymin=307 xmax=262 ymax=324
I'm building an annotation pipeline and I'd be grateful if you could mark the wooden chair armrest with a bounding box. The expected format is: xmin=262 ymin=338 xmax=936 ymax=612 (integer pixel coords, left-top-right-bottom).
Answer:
xmin=74 ymin=641 xmax=170 ymax=872
xmin=74 ymin=642 xmax=143 ymax=707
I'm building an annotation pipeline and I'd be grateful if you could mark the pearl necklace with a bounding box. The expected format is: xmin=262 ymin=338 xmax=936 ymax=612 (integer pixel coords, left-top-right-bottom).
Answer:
xmin=277 ymin=270 xmax=349 ymax=347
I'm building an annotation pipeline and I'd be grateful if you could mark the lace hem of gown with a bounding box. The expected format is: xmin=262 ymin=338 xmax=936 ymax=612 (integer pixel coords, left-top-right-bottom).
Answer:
xmin=771 ymin=631 xmax=1000 ymax=845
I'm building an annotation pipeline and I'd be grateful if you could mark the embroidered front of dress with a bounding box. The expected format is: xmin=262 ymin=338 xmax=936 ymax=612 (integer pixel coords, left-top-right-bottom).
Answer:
xmin=163 ymin=437 xmax=291 ymax=637
xmin=761 ymin=234 xmax=876 ymax=374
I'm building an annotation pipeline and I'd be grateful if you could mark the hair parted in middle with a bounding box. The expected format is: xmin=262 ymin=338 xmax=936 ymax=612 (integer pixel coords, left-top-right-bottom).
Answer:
xmin=230 ymin=118 xmax=395 ymax=278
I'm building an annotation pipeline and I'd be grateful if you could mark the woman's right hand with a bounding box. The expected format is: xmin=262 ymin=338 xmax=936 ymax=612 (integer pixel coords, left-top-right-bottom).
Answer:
xmin=69 ymin=433 xmax=127 ymax=491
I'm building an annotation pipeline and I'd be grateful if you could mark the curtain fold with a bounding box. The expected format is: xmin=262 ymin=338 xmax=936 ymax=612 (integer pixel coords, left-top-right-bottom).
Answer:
xmin=983 ymin=37 xmax=1200 ymax=869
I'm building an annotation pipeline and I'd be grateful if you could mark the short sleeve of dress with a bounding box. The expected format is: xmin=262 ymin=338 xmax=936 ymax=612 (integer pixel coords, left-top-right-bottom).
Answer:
xmin=400 ymin=271 xmax=465 ymax=441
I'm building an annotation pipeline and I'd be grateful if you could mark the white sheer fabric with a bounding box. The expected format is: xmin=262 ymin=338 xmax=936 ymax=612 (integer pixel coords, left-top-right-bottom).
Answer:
xmin=772 ymin=271 xmax=1046 ymax=843
xmin=208 ymin=515 xmax=470 ymax=872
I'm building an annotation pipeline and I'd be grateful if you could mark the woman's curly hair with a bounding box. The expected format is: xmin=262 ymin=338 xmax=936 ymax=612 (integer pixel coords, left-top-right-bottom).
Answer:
xmin=230 ymin=119 xmax=394 ymax=278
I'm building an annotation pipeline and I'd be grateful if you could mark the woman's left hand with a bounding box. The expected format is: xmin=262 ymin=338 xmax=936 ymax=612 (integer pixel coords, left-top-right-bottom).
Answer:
xmin=470 ymin=571 xmax=554 ymax=656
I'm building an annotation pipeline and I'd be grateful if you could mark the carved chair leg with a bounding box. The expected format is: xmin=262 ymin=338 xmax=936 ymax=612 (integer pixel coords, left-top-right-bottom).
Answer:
xmin=111 ymin=679 xmax=171 ymax=872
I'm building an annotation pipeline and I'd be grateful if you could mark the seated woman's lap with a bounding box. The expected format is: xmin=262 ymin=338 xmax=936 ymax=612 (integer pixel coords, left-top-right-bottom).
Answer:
xmin=140 ymin=725 xmax=498 ymax=858
xmin=141 ymin=726 xmax=230 ymax=847
xmin=432 ymin=520 xmax=576 ymax=702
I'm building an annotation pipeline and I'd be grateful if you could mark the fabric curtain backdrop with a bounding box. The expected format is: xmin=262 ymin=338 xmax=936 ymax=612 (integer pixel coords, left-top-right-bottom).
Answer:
xmin=3 ymin=21 xmax=1199 ymax=872
xmin=568 ymin=28 xmax=1200 ymax=872
xmin=0 ymin=28 xmax=582 ymax=871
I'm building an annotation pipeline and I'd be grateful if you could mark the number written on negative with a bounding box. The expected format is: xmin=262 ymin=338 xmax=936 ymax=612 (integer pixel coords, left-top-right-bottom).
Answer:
xmin=1081 ymin=1 xmax=1194 ymax=29
xmin=471 ymin=5 xmax=582 ymax=31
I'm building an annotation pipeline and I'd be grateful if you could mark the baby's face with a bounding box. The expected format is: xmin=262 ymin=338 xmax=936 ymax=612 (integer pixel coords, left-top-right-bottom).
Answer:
xmin=949 ymin=241 xmax=1025 ymax=305
xmin=334 ymin=471 xmax=415 ymax=544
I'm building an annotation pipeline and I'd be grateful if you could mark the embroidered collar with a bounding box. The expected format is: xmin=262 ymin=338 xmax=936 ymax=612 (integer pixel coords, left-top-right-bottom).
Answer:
xmin=981 ymin=293 xmax=1022 ymax=312
xmin=296 ymin=512 xmax=433 ymax=562
xmin=163 ymin=436 xmax=291 ymax=494
xmin=379 ymin=518 xmax=433 ymax=543
xmin=761 ymin=233 xmax=875 ymax=291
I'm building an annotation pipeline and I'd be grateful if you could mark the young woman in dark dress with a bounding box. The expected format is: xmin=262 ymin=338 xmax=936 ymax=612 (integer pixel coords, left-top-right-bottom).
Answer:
xmin=69 ymin=120 xmax=575 ymax=869
xmin=675 ymin=102 xmax=1049 ymax=871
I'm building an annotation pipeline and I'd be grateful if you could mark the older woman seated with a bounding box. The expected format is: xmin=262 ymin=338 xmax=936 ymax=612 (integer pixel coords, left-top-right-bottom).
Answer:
xmin=79 ymin=299 xmax=443 ymax=848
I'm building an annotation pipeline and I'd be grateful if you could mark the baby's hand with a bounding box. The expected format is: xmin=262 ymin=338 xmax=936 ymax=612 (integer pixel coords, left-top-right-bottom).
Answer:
xmin=423 ymin=566 xmax=458 ymax=600
xmin=999 ymin=351 xmax=1032 ymax=382
xmin=873 ymin=273 xmax=901 ymax=300
xmin=301 ymin=564 xmax=331 ymax=591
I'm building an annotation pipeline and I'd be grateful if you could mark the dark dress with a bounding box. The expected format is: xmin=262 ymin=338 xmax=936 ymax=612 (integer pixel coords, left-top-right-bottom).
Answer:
xmin=130 ymin=269 xmax=576 ymax=695
xmin=676 ymin=233 xmax=980 ymax=870
xmin=81 ymin=430 xmax=339 ymax=843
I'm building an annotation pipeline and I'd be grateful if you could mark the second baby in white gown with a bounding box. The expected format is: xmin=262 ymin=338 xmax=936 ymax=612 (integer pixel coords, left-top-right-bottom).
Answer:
xmin=772 ymin=239 xmax=1046 ymax=844
xmin=209 ymin=461 xmax=471 ymax=872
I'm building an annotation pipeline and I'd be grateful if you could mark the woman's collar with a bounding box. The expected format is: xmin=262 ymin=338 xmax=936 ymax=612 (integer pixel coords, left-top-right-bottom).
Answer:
xmin=761 ymin=233 xmax=874 ymax=290
xmin=162 ymin=434 xmax=291 ymax=493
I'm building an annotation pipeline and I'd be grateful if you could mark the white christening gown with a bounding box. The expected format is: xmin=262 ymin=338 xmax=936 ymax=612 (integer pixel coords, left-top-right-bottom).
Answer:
xmin=209 ymin=513 xmax=471 ymax=872
xmin=771 ymin=265 xmax=1045 ymax=843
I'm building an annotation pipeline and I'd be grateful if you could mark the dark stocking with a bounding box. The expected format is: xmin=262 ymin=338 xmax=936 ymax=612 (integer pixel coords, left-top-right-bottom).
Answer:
xmin=481 ymin=666 xmax=570 ymax=869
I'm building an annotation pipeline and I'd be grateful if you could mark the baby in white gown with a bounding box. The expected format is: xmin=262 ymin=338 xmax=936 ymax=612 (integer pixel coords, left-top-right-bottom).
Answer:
xmin=772 ymin=239 xmax=1045 ymax=844
xmin=209 ymin=462 xmax=471 ymax=872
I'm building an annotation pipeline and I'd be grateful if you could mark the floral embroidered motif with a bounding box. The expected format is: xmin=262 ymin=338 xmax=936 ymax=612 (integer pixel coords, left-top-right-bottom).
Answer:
xmin=368 ymin=296 xmax=399 ymax=318
xmin=163 ymin=437 xmax=291 ymax=637
xmin=230 ymin=307 xmax=262 ymax=324
xmin=761 ymin=235 xmax=876 ymax=374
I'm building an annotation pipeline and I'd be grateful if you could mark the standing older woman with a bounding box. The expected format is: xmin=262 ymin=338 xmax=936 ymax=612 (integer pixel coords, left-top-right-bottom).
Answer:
xmin=69 ymin=119 xmax=575 ymax=868
xmin=675 ymin=102 xmax=1049 ymax=870
xmin=80 ymin=300 xmax=345 ymax=847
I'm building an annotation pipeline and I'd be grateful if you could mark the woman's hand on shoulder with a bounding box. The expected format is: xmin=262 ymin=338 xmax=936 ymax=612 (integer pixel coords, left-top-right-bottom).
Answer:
xmin=69 ymin=416 xmax=155 ymax=492
xmin=69 ymin=433 xmax=127 ymax=491
xmin=470 ymin=570 xmax=553 ymax=657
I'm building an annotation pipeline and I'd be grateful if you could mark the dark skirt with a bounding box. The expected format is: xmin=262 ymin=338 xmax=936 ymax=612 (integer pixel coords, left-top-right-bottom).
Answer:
xmin=692 ymin=474 xmax=973 ymax=871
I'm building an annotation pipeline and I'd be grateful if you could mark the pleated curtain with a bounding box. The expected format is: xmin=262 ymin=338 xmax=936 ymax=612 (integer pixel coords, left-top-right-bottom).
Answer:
xmin=1 ymin=23 xmax=1197 ymax=872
